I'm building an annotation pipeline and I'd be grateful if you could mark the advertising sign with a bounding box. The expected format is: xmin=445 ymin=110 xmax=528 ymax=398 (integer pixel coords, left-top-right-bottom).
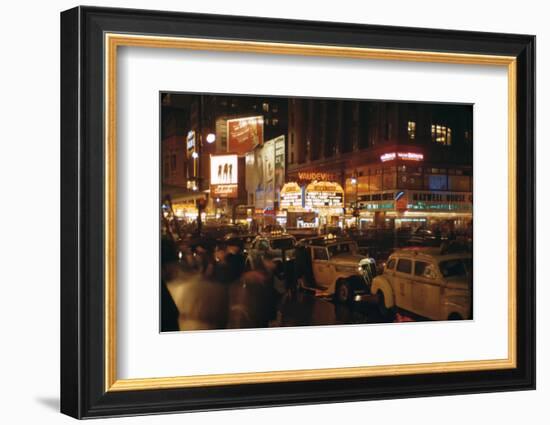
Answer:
xmin=262 ymin=139 xmax=275 ymax=208
xmin=305 ymin=181 xmax=344 ymax=208
xmin=210 ymin=154 xmax=238 ymax=198
xmin=245 ymin=135 xmax=285 ymax=208
xmin=380 ymin=152 xmax=424 ymax=162
xmin=186 ymin=130 xmax=196 ymax=153
xmin=245 ymin=151 xmax=257 ymax=203
xmin=395 ymin=190 xmax=408 ymax=212
xmin=227 ymin=116 xmax=264 ymax=156
xmin=297 ymin=171 xmax=338 ymax=183
xmin=273 ymin=135 xmax=285 ymax=204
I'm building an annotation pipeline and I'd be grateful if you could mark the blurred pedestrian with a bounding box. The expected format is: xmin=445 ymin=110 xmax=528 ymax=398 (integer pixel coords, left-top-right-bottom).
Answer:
xmin=227 ymin=251 xmax=279 ymax=329
xmin=160 ymin=238 xmax=180 ymax=332
xmin=175 ymin=243 xmax=230 ymax=331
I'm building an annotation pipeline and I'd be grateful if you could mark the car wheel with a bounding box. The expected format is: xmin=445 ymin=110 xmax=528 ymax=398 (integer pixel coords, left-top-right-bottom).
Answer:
xmin=376 ymin=290 xmax=395 ymax=320
xmin=335 ymin=280 xmax=353 ymax=304
xmin=448 ymin=312 xmax=462 ymax=320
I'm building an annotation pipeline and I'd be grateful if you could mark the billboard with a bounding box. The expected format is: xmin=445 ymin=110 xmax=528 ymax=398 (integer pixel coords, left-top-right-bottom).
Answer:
xmin=244 ymin=135 xmax=285 ymax=208
xmin=227 ymin=116 xmax=264 ymax=156
xmin=273 ymin=135 xmax=285 ymax=204
xmin=262 ymin=138 xmax=275 ymax=208
xmin=210 ymin=154 xmax=238 ymax=198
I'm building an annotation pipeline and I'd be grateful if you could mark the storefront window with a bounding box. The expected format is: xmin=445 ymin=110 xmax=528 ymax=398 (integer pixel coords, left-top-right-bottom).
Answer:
xmin=425 ymin=174 xmax=447 ymax=190
xmin=448 ymin=175 xmax=470 ymax=191
xmin=398 ymin=165 xmax=423 ymax=190
xmin=370 ymin=174 xmax=382 ymax=191
xmin=382 ymin=166 xmax=397 ymax=189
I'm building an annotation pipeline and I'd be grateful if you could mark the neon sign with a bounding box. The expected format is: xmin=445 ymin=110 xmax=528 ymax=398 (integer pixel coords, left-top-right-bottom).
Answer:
xmin=380 ymin=152 xmax=424 ymax=162
xmin=297 ymin=171 xmax=338 ymax=182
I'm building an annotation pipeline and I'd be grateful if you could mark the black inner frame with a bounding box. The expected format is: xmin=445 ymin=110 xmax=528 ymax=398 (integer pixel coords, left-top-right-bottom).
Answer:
xmin=60 ymin=6 xmax=535 ymax=419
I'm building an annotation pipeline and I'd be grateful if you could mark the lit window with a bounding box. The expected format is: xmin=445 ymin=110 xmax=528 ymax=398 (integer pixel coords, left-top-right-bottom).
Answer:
xmin=262 ymin=102 xmax=269 ymax=112
xmin=407 ymin=121 xmax=416 ymax=140
xmin=431 ymin=124 xmax=452 ymax=146
xmin=272 ymin=118 xmax=279 ymax=126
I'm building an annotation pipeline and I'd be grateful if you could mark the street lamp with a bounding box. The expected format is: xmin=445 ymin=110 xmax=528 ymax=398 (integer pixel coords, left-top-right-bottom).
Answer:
xmin=192 ymin=96 xmax=218 ymax=235
xmin=206 ymin=133 xmax=216 ymax=144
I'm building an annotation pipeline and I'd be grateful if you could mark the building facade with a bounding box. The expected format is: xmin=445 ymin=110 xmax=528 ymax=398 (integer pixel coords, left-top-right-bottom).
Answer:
xmin=161 ymin=93 xmax=288 ymax=223
xmin=286 ymin=99 xmax=473 ymax=230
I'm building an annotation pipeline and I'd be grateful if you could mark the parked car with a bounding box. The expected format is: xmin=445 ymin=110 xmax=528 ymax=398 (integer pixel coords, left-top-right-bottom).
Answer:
xmin=222 ymin=233 xmax=256 ymax=256
xmin=245 ymin=233 xmax=297 ymax=270
xmin=295 ymin=236 xmax=376 ymax=304
xmin=406 ymin=228 xmax=443 ymax=247
xmin=371 ymin=247 xmax=472 ymax=320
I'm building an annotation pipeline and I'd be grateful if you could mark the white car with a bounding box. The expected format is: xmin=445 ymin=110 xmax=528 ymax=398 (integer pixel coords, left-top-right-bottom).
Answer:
xmin=296 ymin=237 xmax=376 ymax=303
xmin=371 ymin=247 xmax=472 ymax=320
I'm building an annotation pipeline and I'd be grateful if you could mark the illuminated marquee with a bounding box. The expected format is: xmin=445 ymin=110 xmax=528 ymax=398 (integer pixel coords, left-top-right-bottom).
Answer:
xmin=305 ymin=181 xmax=344 ymax=208
xmin=380 ymin=152 xmax=424 ymax=162
xmin=280 ymin=182 xmax=303 ymax=209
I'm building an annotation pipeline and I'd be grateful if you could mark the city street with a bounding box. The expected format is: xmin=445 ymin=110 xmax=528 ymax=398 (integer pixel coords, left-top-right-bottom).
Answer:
xmin=160 ymin=93 xmax=473 ymax=331
xmin=166 ymin=266 xmax=421 ymax=331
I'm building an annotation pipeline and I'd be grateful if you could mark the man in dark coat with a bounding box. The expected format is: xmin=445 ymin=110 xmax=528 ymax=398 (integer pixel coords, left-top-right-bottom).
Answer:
xmin=160 ymin=238 xmax=180 ymax=332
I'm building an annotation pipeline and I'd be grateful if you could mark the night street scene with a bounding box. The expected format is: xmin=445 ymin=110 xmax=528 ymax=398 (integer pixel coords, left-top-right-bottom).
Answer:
xmin=160 ymin=93 xmax=473 ymax=332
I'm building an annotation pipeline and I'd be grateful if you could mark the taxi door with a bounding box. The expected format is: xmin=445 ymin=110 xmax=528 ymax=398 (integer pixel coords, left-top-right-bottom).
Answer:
xmin=411 ymin=260 xmax=441 ymax=320
xmin=311 ymin=247 xmax=333 ymax=289
xmin=394 ymin=258 xmax=414 ymax=311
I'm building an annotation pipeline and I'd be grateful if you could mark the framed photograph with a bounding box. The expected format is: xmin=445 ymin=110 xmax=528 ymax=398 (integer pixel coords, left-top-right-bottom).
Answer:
xmin=60 ymin=6 xmax=535 ymax=419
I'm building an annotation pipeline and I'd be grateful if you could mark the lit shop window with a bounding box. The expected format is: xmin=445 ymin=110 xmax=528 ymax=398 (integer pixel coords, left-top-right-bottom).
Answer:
xmin=407 ymin=121 xmax=416 ymax=140
xmin=431 ymin=124 xmax=452 ymax=145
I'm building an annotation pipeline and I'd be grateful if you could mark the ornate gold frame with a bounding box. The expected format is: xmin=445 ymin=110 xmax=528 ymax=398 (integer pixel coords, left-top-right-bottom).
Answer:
xmin=104 ymin=33 xmax=517 ymax=392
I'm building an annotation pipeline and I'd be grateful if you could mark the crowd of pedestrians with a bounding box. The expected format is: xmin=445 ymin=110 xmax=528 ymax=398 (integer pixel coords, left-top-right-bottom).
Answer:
xmin=161 ymin=237 xmax=281 ymax=332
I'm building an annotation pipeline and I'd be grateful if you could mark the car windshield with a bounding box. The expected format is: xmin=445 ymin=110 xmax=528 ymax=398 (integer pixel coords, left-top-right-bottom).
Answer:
xmin=270 ymin=237 xmax=295 ymax=250
xmin=439 ymin=259 xmax=470 ymax=278
xmin=328 ymin=242 xmax=357 ymax=257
